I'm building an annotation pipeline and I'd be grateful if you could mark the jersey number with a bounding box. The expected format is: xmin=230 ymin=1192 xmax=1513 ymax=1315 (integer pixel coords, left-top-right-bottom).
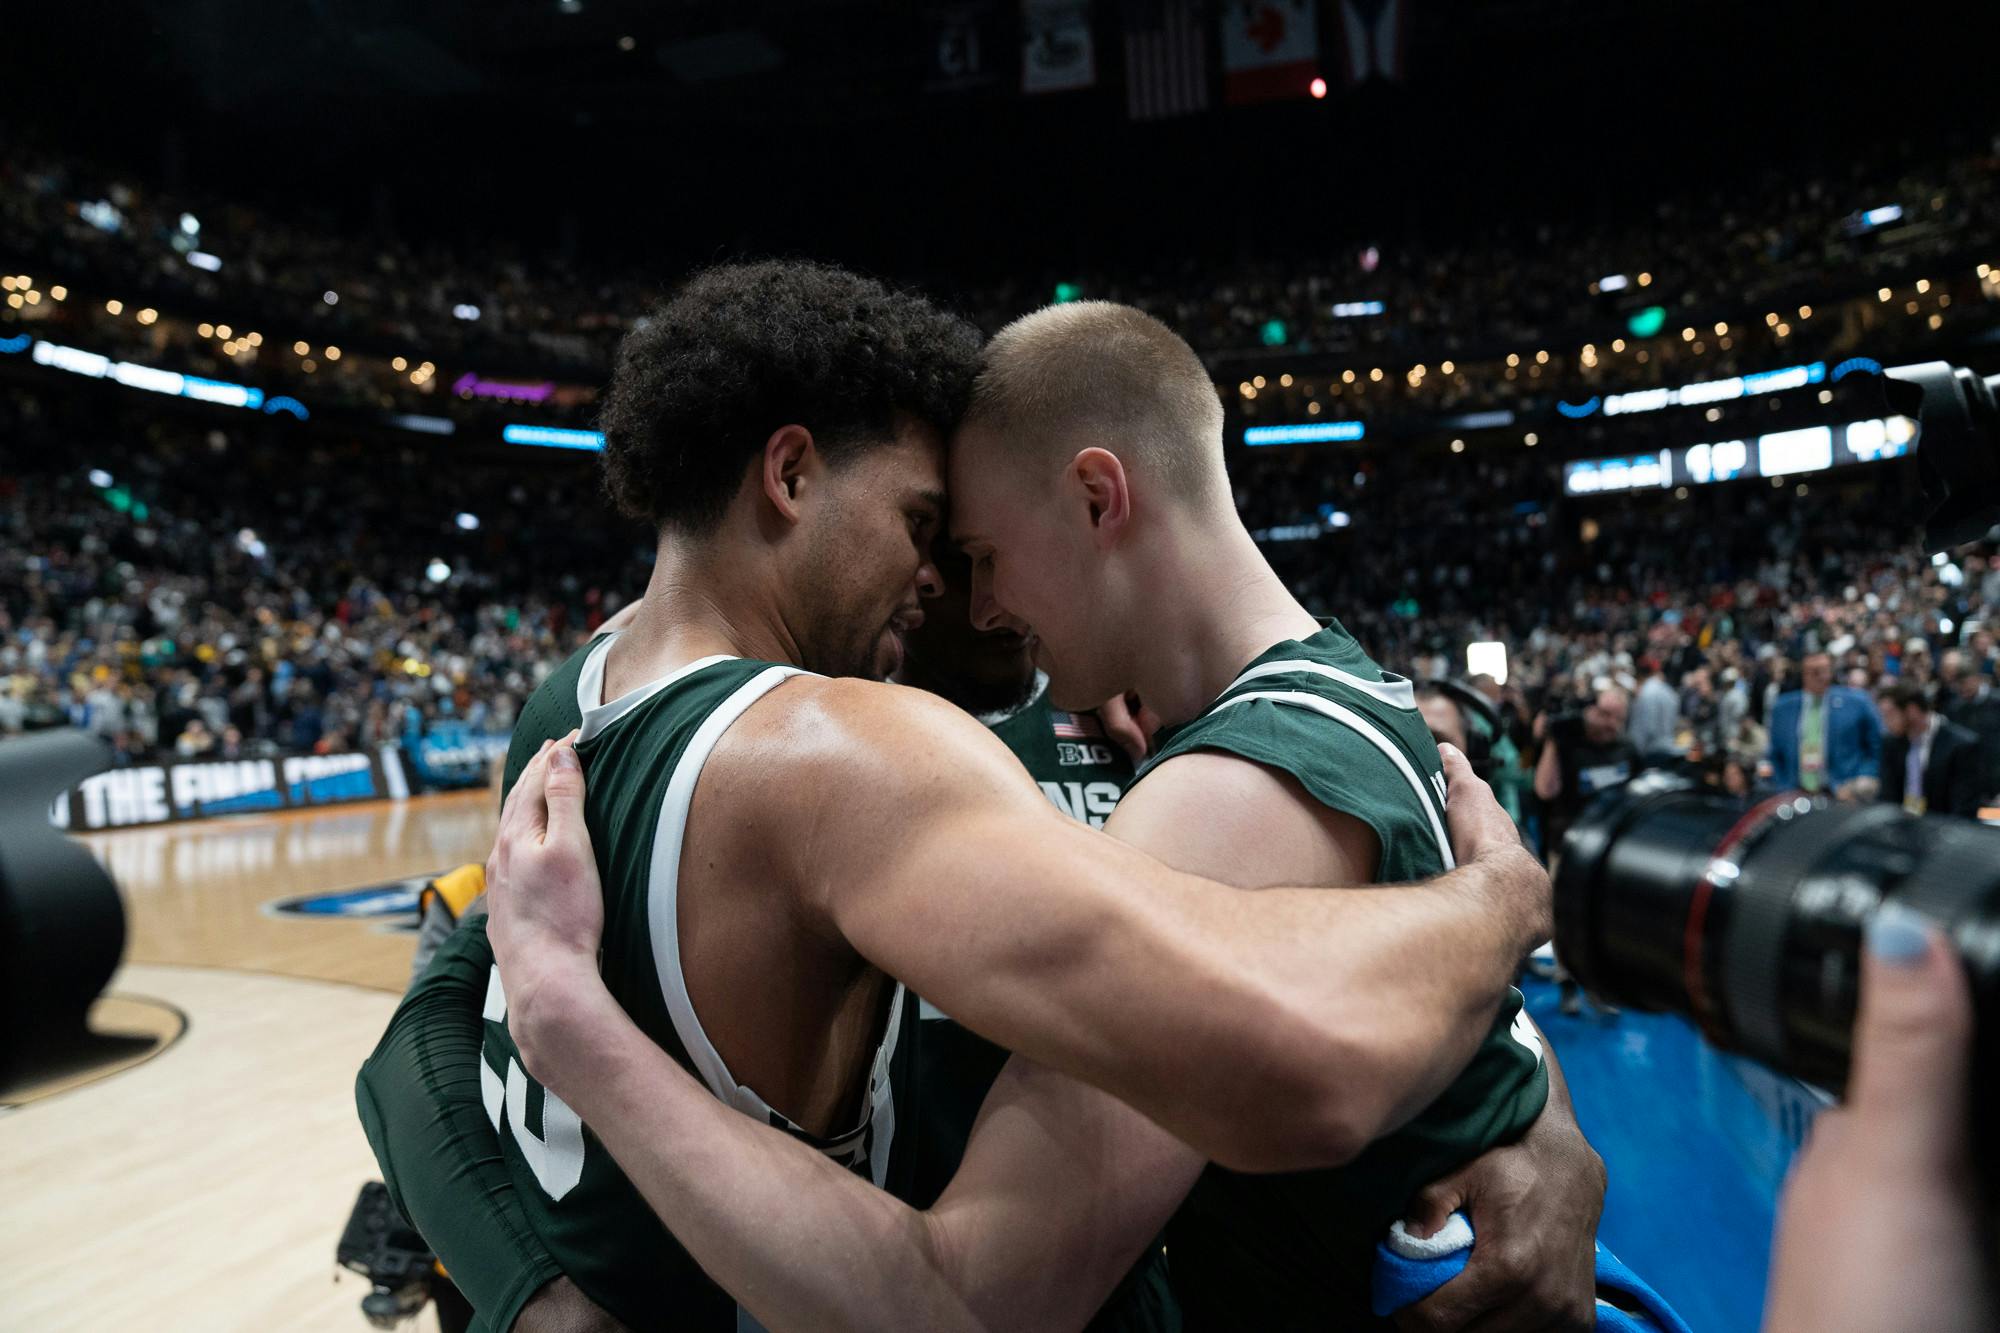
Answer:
xmin=481 ymin=966 xmax=587 ymax=1200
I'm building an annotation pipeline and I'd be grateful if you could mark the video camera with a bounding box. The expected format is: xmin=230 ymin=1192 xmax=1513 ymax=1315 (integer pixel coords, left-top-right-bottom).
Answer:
xmin=1551 ymin=359 xmax=2000 ymax=1192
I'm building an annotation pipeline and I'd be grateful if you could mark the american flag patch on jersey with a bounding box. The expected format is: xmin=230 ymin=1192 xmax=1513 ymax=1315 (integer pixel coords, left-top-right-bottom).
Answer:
xmin=1051 ymin=712 xmax=1103 ymax=738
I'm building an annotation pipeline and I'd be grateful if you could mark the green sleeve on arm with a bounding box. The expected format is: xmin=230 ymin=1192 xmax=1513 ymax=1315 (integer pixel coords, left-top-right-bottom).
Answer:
xmin=356 ymin=917 xmax=561 ymax=1332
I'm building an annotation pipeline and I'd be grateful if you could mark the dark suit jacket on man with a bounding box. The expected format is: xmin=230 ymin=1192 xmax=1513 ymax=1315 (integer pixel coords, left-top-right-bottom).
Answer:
xmin=1882 ymin=718 xmax=1988 ymax=817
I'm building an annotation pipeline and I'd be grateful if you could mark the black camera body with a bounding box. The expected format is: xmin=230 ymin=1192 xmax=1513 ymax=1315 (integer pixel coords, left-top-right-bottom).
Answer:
xmin=1554 ymin=775 xmax=2000 ymax=1192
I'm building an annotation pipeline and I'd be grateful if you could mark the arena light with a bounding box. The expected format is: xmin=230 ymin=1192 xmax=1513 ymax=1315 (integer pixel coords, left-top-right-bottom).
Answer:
xmin=88 ymin=469 xmax=113 ymax=488
xmin=1259 ymin=319 xmax=1289 ymax=347
xmin=78 ymin=199 xmax=123 ymax=233
xmin=453 ymin=372 xmax=555 ymax=403
xmin=1626 ymin=306 xmax=1667 ymax=338
xmin=322 ymin=290 xmax=339 ymax=305
xmin=1845 ymin=204 xmax=1904 ymax=235
xmin=389 ymin=413 xmax=457 ymax=436
xmin=1053 ymin=282 xmax=1082 ymax=304
xmin=1466 ymin=641 xmax=1508 ymax=685
xmin=1563 ymin=417 xmax=1912 ymax=497
xmin=1442 ymin=410 xmax=1514 ymax=430
xmin=187 ymin=251 xmax=222 ymax=272
xmin=1330 ymin=301 xmax=1384 ymax=317
xmin=0 ymin=333 xmax=30 ymax=355
xmin=1757 ymin=426 xmax=1833 ymax=477
xmin=1561 ymin=451 xmax=1674 ymax=495
xmin=262 ymin=396 xmax=310 ymax=420
xmin=452 ymin=303 xmax=481 ymax=321
xmin=425 ymin=559 xmax=452 ymax=584
xmin=1556 ymin=397 xmax=1601 ymax=419
xmin=1242 ymin=421 xmax=1365 ymax=446
xmin=1601 ymin=361 xmax=1825 ymax=416
xmin=455 ymin=512 xmax=481 ymax=531
xmin=32 ymin=341 xmax=110 ymax=378
xmin=30 ymin=337 xmax=278 ymax=412
xmin=502 ymin=424 xmax=605 ymax=451
xmin=1595 ymin=274 xmax=1629 ymax=293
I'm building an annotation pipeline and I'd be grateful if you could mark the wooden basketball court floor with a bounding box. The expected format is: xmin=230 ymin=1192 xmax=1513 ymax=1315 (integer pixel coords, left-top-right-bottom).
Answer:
xmin=0 ymin=790 xmax=499 ymax=1332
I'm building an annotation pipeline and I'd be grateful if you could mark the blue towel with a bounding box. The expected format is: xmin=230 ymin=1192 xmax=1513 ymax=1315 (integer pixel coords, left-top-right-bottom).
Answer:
xmin=1370 ymin=1212 xmax=1693 ymax=1333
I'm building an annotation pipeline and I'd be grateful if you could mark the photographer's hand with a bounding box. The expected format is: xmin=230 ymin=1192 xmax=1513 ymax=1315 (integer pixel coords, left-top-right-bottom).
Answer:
xmin=1762 ymin=905 xmax=1996 ymax=1332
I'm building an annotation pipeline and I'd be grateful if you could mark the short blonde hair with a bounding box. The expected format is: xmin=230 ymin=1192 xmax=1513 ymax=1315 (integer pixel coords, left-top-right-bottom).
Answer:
xmin=963 ymin=302 xmax=1227 ymax=505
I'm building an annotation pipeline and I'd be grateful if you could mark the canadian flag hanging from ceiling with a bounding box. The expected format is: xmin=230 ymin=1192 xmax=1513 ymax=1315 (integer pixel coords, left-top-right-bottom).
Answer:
xmin=1221 ymin=1 xmax=1320 ymax=104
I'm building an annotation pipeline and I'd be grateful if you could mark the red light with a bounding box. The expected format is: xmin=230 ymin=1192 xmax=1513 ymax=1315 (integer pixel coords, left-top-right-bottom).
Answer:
xmin=1309 ymin=77 xmax=1327 ymax=99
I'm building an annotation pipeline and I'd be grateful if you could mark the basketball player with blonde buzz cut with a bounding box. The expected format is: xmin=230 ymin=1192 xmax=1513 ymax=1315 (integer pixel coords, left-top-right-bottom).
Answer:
xmin=456 ymin=296 xmax=1606 ymax=1331
xmin=359 ymin=266 xmax=1568 ymax=1332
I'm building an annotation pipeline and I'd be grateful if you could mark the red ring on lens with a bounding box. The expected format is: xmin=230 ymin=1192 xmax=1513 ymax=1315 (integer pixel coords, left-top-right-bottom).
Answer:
xmin=1684 ymin=792 xmax=1800 ymax=1036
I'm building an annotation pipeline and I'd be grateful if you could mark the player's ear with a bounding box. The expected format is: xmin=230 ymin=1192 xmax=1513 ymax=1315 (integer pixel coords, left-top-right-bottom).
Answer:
xmin=759 ymin=425 xmax=817 ymax=525
xmin=1070 ymin=447 xmax=1131 ymax=547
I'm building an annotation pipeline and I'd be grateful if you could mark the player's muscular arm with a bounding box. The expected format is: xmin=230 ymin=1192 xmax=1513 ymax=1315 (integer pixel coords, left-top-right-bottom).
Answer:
xmin=1104 ymin=749 xmax=1504 ymax=1143
xmin=548 ymin=1000 xmax=1195 ymax=1333
xmin=763 ymin=681 xmax=1546 ymax=1171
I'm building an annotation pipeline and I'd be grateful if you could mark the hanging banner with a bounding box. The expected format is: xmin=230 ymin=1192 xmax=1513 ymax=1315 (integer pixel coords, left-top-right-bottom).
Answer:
xmin=1221 ymin=0 xmax=1318 ymax=104
xmin=1023 ymin=0 xmax=1096 ymax=92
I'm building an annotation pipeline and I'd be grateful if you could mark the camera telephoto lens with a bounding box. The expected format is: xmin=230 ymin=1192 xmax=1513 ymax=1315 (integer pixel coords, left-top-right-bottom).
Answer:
xmin=1554 ymin=774 xmax=1999 ymax=1151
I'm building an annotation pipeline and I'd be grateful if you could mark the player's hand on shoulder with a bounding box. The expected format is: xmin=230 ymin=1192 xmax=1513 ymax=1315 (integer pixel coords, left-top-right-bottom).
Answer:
xmin=1438 ymin=743 xmax=1549 ymax=945
xmin=1095 ymin=690 xmax=1157 ymax=766
xmin=486 ymin=733 xmax=609 ymax=1085
xmin=1437 ymin=743 xmax=1523 ymax=866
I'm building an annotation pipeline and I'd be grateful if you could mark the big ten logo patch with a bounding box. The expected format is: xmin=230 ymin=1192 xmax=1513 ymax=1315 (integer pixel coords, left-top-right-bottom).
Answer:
xmin=1039 ymin=780 xmax=1121 ymax=827
xmin=1056 ymin=740 xmax=1116 ymax=767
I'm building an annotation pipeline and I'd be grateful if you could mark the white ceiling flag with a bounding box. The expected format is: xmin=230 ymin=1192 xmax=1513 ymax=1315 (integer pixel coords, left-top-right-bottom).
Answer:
xmin=1023 ymin=0 xmax=1096 ymax=93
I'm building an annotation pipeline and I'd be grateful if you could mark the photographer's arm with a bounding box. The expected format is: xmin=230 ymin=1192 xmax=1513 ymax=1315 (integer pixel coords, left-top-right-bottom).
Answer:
xmin=1534 ymin=735 xmax=1562 ymax=802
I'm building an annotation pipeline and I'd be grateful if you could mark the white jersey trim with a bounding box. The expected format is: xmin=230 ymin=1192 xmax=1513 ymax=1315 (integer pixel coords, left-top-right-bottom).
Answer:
xmin=644 ymin=663 xmax=906 ymax=1176
xmin=573 ymin=631 xmax=735 ymax=741
xmin=1214 ymin=687 xmax=1455 ymax=869
xmin=1226 ymin=657 xmax=1419 ymax=712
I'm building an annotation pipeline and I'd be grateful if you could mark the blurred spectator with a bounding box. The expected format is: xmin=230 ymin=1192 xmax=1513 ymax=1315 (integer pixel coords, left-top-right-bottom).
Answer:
xmin=1768 ymin=653 xmax=1882 ymax=800
xmin=1628 ymin=659 xmax=1679 ymax=764
xmin=1880 ymin=683 xmax=1988 ymax=817
xmin=1534 ymin=687 xmax=1636 ymax=855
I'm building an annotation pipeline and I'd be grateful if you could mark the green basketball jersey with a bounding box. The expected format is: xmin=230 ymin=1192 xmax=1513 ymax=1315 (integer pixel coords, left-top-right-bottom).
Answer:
xmin=977 ymin=673 xmax=1132 ymax=828
xmin=481 ymin=634 xmax=914 ymax=1331
xmin=1134 ymin=621 xmax=1549 ymax=1331
xmin=899 ymin=674 xmax=1176 ymax=1332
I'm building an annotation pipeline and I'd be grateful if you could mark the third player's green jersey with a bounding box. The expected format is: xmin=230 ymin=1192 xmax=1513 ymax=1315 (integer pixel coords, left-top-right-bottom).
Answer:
xmin=1134 ymin=621 xmax=1549 ymax=1331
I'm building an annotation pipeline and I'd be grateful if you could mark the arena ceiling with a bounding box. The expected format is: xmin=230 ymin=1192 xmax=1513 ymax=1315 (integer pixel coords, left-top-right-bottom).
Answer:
xmin=6 ymin=0 xmax=1991 ymax=278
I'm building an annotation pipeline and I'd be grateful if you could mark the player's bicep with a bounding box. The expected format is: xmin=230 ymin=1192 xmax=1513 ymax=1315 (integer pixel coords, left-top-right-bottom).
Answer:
xmin=928 ymin=1055 xmax=1202 ymax=1330
xmin=1110 ymin=749 xmax=1380 ymax=889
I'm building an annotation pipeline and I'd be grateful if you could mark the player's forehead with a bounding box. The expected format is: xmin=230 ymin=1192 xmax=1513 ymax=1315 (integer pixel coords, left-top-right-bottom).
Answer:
xmin=943 ymin=420 xmax=1014 ymax=537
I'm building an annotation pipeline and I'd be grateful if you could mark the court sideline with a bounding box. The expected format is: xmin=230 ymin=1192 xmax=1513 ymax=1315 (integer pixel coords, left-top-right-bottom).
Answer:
xmin=0 ymin=791 xmax=496 ymax=1332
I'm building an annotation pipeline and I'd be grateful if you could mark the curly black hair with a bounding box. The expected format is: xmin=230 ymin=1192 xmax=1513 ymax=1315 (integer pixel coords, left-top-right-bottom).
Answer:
xmin=599 ymin=260 xmax=984 ymax=533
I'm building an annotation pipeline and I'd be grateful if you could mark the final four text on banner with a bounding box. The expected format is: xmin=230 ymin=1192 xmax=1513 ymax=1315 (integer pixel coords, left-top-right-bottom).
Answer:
xmin=1222 ymin=0 xmax=1320 ymax=103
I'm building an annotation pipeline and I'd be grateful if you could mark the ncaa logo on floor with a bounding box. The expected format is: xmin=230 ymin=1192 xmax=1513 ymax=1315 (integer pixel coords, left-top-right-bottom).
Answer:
xmin=265 ymin=876 xmax=432 ymax=932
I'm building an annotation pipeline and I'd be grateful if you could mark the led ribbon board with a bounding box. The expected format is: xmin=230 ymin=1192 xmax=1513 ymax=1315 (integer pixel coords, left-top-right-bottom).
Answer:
xmin=30 ymin=339 xmax=272 ymax=412
xmin=502 ymin=424 xmax=605 ymax=451
xmin=1243 ymin=421 xmax=1366 ymax=446
xmin=1562 ymin=417 xmax=1915 ymax=496
xmin=1601 ymin=362 xmax=1825 ymax=417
